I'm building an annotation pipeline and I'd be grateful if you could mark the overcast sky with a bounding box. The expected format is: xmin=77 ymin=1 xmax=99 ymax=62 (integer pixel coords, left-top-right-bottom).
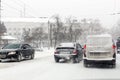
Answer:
xmin=1 ymin=0 xmax=120 ymax=28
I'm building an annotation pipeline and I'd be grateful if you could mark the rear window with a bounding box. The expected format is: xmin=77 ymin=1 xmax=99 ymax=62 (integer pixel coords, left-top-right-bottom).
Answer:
xmin=87 ymin=37 xmax=112 ymax=46
xmin=56 ymin=47 xmax=74 ymax=52
xmin=56 ymin=47 xmax=74 ymax=49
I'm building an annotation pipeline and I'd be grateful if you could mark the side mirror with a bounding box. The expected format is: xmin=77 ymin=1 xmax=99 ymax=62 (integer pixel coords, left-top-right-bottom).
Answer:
xmin=22 ymin=47 xmax=26 ymax=49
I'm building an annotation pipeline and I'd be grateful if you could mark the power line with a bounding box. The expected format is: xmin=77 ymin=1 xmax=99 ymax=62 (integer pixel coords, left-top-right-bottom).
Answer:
xmin=2 ymin=2 xmax=21 ymax=12
xmin=2 ymin=2 xmax=37 ymax=18
xmin=2 ymin=0 xmax=40 ymax=18
xmin=12 ymin=0 xmax=39 ymax=17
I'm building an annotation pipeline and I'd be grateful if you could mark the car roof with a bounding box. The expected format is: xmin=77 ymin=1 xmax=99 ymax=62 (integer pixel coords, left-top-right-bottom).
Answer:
xmin=57 ymin=43 xmax=76 ymax=48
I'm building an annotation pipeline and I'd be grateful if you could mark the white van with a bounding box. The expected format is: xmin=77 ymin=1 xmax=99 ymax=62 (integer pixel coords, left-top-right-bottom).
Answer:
xmin=83 ymin=34 xmax=116 ymax=67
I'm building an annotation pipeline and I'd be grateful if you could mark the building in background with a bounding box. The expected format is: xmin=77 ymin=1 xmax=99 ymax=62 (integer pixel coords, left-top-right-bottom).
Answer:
xmin=1 ymin=18 xmax=49 ymax=47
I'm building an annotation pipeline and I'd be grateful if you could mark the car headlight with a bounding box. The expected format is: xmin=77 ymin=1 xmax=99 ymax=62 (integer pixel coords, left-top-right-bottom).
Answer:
xmin=8 ymin=52 xmax=16 ymax=55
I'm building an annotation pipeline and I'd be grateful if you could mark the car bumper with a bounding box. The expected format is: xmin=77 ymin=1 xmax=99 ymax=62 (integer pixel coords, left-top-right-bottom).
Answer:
xmin=84 ymin=58 xmax=116 ymax=65
xmin=0 ymin=54 xmax=17 ymax=59
xmin=84 ymin=57 xmax=115 ymax=61
xmin=54 ymin=54 xmax=76 ymax=58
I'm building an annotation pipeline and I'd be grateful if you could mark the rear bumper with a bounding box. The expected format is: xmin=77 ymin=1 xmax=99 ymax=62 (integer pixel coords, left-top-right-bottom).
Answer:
xmin=84 ymin=59 xmax=116 ymax=64
xmin=84 ymin=57 xmax=115 ymax=61
xmin=54 ymin=54 xmax=76 ymax=58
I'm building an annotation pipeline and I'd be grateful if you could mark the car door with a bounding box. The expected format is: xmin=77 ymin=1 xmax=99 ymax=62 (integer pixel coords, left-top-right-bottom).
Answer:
xmin=25 ymin=44 xmax=33 ymax=56
xmin=76 ymin=44 xmax=83 ymax=60
xmin=21 ymin=44 xmax=29 ymax=57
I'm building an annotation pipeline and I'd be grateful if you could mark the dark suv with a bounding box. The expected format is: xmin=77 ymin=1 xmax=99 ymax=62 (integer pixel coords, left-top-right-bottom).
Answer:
xmin=54 ymin=42 xmax=83 ymax=63
xmin=117 ymin=37 xmax=120 ymax=53
xmin=0 ymin=43 xmax=35 ymax=62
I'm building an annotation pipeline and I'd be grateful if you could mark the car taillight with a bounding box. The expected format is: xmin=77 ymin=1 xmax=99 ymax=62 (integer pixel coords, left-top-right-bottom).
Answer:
xmin=112 ymin=45 xmax=116 ymax=49
xmin=54 ymin=50 xmax=59 ymax=54
xmin=73 ymin=49 xmax=77 ymax=54
xmin=84 ymin=44 xmax=86 ymax=49
xmin=112 ymin=45 xmax=116 ymax=53
xmin=83 ymin=44 xmax=86 ymax=57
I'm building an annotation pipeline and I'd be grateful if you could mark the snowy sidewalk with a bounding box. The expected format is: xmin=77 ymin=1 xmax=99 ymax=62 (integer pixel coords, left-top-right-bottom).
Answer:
xmin=35 ymin=48 xmax=54 ymax=58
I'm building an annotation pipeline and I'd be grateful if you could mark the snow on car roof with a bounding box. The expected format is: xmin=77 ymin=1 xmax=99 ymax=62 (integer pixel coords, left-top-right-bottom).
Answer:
xmin=57 ymin=43 xmax=75 ymax=47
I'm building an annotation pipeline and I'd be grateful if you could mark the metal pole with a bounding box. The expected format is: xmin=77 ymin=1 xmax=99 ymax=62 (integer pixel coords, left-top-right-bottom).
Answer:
xmin=24 ymin=4 xmax=26 ymax=17
xmin=0 ymin=0 xmax=1 ymax=46
xmin=0 ymin=0 xmax=1 ymax=24
xmin=48 ymin=20 xmax=50 ymax=49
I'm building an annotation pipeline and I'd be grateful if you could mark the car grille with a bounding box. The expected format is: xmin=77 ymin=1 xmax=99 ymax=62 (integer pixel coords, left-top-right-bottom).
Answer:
xmin=0 ymin=52 xmax=7 ymax=58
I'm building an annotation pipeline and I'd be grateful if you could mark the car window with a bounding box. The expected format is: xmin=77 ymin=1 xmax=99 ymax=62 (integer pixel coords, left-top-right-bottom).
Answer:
xmin=76 ymin=44 xmax=82 ymax=50
xmin=24 ymin=44 xmax=32 ymax=49
xmin=3 ymin=44 xmax=20 ymax=49
xmin=21 ymin=45 xmax=27 ymax=49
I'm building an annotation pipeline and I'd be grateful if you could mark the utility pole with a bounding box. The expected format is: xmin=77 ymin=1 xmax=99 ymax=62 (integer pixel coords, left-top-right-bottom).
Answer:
xmin=0 ymin=0 xmax=1 ymax=45
xmin=48 ymin=20 xmax=50 ymax=49
xmin=0 ymin=0 xmax=1 ymax=24
xmin=24 ymin=4 xmax=26 ymax=17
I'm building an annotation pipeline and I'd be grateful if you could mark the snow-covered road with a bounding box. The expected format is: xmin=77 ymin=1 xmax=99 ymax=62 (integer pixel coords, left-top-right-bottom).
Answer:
xmin=0 ymin=49 xmax=120 ymax=80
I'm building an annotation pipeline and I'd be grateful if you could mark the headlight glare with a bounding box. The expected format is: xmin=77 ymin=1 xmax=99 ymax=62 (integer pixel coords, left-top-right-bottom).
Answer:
xmin=8 ymin=52 xmax=16 ymax=55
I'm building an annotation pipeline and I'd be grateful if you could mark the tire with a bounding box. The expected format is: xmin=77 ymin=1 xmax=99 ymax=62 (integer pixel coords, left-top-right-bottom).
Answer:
xmin=77 ymin=54 xmax=83 ymax=63
xmin=84 ymin=59 xmax=88 ymax=67
xmin=30 ymin=53 xmax=34 ymax=59
xmin=112 ymin=60 xmax=116 ymax=68
xmin=16 ymin=53 xmax=22 ymax=62
xmin=112 ymin=64 xmax=116 ymax=68
xmin=72 ymin=55 xmax=80 ymax=63
xmin=117 ymin=51 xmax=119 ymax=54
xmin=54 ymin=56 xmax=59 ymax=63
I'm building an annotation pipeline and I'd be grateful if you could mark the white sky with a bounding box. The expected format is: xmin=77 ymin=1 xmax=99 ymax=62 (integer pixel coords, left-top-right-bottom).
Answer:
xmin=1 ymin=0 xmax=120 ymax=28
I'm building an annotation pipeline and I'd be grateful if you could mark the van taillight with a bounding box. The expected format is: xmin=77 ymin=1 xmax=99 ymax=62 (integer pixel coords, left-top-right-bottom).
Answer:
xmin=83 ymin=44 xmax=86 ymax=57
xmin=84 ymin=44 xmax=86 ymax=49
xmin=112 ymin=45 xmax=116 ymax=49
xmin=112 ymin=45 xmax=116 ymax=53
xmin=73 ymin=49 xmax=77 ymax=54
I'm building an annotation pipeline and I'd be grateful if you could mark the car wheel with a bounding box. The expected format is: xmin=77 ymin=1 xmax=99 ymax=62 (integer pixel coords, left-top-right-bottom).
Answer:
xmin=17 ymin=53 xmax=22 ymax=62
xmin=71 ymin=58 xmax=77 ymax=63
xmin=112 ymin=60 xmax=116 ymax=68
xmin=54 ymin=56 xmax=59 ymax=63
xmin=30 ymin=53 xmax=34 ymax=59
xmin=84 ymin=59 xmax=88 ymax=67
xmin=77 ymin=54 xmax=82 ymax=63
xmin=111 ymin=64 xmax=116 ymax=68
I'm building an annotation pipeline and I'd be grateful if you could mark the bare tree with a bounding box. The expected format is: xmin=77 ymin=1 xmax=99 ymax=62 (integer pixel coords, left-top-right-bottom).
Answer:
xmin=22 ymin=28 xmax=32 ymax=44
xmin=0 ymin=22 xmax=7 ymax=45
xmin=52 ymin=15 xmax=63 ymax=47
xmin=32 ymin=27 xmax=45 ymax=48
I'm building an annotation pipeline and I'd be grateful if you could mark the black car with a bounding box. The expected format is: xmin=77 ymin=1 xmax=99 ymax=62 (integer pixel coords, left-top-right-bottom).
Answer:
xmin=0 ymin=43 xmax=35 ymax=62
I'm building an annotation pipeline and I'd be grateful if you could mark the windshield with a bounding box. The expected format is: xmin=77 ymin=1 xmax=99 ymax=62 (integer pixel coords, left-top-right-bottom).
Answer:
xmin=3 ymin=44 xmax=21 ymax=49
xmin=0 ymin=0 xmax=119 ymax=80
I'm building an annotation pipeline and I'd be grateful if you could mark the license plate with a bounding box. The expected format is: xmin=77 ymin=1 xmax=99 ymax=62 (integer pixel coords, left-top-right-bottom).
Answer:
xmin=90 ymin=53 xmax=100 ymax=56
xmin=0 ymin=55 xmax=6 ymax=58
xmin=61 ymin=52 xmax=70 ymax=54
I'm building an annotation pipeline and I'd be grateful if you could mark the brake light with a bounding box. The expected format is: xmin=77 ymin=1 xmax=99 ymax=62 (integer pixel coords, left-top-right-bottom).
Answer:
xmin=54 ymin=50 xmax=59 ymax=54
xmin=83 ymin=44 xmax=86 ymax=57
xmin=112 ymin=45 xmax=116 ymax=49
xmin=73 ymin=49 xmax=77 ymax=54
xmin=112 ymin=45 xmax=116 ymax=54
xmin=84 ymin=44 xmax=86 ymax=49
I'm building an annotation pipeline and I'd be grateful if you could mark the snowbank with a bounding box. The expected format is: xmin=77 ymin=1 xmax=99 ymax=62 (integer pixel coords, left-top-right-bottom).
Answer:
xmin=35 ymin=48 xmax=54 ymax=58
